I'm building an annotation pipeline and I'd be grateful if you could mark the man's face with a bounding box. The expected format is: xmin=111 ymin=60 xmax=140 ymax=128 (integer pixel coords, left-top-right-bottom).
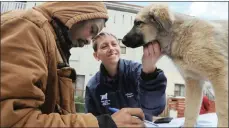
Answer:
xmin=94 ymin=35 xmax=121 ymax=65
xmin=69 ymin=19 xmax=106 ymax=47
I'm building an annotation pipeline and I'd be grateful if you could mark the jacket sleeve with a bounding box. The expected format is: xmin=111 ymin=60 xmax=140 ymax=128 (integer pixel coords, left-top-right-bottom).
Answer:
xmin=130 ymin=62 xmax=167 ymax=120
xmin=1 ymin=16 xmax=99 ymax=127
xmin=85 ymin=85 xmax=99 ymax=116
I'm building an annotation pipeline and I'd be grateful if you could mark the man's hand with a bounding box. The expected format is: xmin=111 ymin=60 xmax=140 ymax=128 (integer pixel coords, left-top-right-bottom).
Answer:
xmin=111 ymin=108 xmax=145 ymax=127
xmin=142 ymin=41 xmax=162 ymax=74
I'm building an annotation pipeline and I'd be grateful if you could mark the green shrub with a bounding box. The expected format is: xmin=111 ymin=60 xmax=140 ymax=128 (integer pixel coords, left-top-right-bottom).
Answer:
xmin=74 ymin=96 xmax=84 ymax=103
xmin=74 ymin=96 xmax=85 ymax=113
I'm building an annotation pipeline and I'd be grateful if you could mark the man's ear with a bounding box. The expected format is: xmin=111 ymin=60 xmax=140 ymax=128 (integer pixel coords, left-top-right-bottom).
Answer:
xmin=93 ymin=52 xmax=100 ymax=61
xmin=149 ymin=4 xmax=174 ymax=32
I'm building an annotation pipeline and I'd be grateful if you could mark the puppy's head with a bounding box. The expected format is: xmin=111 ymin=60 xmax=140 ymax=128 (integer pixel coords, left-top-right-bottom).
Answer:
xmin=122 ymin=3 xmax=174 ymax=48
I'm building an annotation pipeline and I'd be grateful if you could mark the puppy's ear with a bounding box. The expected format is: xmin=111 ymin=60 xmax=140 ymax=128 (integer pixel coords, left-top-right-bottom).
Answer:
xmin=149 ymin=4 xmax=174 ymax=32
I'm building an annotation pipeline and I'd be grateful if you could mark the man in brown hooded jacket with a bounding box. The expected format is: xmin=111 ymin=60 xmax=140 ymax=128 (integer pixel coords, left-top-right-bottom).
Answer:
xmin=1 ymin=2 xmax=145 ymax=128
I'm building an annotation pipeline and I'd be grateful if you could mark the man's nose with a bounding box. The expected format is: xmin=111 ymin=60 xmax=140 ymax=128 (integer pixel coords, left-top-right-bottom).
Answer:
xmin=88 ymin=35 xmax=93 ymax=40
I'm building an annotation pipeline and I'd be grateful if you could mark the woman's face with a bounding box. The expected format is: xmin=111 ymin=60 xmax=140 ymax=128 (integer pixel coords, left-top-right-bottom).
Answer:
xmin=93 ymin=35 xmax=121 ymax=65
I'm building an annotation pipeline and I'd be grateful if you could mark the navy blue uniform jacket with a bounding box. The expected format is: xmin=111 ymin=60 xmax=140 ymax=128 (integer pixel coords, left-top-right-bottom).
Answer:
xmin=85 ymin=59 xmax=167 ymax=121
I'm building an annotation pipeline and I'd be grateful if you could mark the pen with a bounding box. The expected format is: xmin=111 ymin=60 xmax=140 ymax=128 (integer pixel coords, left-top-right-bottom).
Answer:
xmin=108 ymin=107 xmax=119 ymax=113
xmin=108 ymin=107 xmax=159 ymax=127
xmin=108 ymin=107 xmax=143 ymax=120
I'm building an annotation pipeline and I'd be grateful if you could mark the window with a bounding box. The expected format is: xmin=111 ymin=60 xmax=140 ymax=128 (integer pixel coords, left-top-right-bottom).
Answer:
xmin=174 ymin=84 xmax=185 ymax=97
xmin=122 ymin=14 xmax=125 ymax=24
xmin=121 ymin=46 xmax=126 ymax=54
xmin=75 ymin=75 xmax=85 ymax=97
xmin=114 ymin=14 xmax=116 ymax=23
xmin=204 ymin=86 xmax=215 ymax=100
xmin=118 ymin=39 xmax=126 ymax=54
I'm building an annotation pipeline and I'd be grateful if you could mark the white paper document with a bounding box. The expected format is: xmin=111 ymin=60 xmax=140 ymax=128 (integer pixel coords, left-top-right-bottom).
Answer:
xmin=144 ymin=120 xmax=159 ymax=127
xmin=145 ymin=113 xmax=217 ymax=127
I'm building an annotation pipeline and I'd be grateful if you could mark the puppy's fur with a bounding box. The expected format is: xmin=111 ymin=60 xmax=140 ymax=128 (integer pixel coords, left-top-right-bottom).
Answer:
xmin=122 ymin=3 xmax=228 ymax=127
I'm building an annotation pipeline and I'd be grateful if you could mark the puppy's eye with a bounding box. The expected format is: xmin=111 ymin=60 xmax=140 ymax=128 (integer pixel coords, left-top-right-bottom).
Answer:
xmin=134 ymin=21 xmax=144 ymax=26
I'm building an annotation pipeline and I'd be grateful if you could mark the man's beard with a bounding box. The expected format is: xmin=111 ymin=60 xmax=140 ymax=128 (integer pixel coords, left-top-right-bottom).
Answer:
xmin=71 ymin=39 xmax=91 ymax=47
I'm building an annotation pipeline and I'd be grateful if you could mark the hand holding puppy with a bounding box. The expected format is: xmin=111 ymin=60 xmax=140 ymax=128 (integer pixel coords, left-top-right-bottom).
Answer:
xmin=142 ymin=41 xmax=162 ymax=74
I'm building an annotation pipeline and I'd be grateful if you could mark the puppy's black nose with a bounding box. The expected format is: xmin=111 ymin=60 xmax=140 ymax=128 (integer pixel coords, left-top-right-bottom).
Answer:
xmin=122 ymin=35 xmax=130 ymax=46
xmin=122 ymin=36 xmax=127 ymax=44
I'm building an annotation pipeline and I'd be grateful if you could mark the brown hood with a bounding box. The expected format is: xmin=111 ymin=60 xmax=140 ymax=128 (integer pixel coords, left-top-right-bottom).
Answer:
xmin=34 ymin=2 xmax=109 ymax=29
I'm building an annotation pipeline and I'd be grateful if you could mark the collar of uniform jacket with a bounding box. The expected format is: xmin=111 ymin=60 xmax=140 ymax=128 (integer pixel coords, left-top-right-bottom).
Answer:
xmin=33 ymin=2 xmax=109 ymax=29
xmin=100 ymin=59 xmax=125 ymax=88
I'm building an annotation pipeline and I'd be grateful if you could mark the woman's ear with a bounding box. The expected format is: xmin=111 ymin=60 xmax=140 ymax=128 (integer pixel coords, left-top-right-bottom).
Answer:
xmin=93 ymin=52 xmax=100 ymax=61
